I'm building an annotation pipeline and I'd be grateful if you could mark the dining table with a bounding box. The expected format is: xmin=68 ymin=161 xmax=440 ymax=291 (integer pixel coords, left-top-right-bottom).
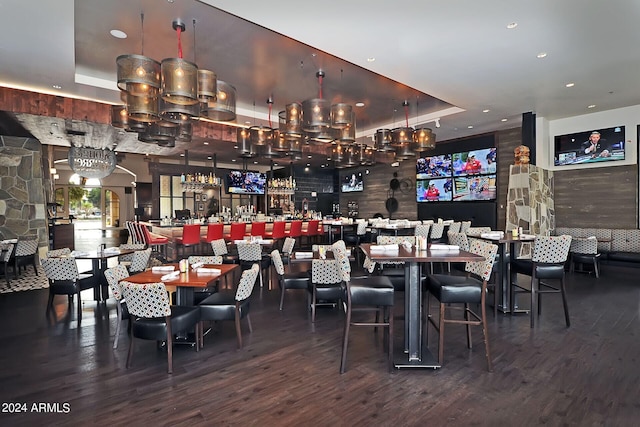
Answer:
xmin=124 ymin=263 xmax=239 ymax=306
xmin=360 ymin=242 xmax=484 ymax=369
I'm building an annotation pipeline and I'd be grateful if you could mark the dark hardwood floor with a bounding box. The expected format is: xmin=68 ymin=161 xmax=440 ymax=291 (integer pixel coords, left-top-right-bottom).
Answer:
xmin=1 ymin=257 xmax=639 ymax=426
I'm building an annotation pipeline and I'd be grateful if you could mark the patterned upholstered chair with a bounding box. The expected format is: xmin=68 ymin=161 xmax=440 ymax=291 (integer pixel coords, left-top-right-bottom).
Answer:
xmin=425 ymin=239 xmax=498 ymax=371
xmin=118 ymin=243 xmax=146 ymax=265
xmin=414 ymin=223 xmax=431 ymax=239
xmin=271 ymin=249 xmax=309 ymax=311
xmin=308 ymin=258 xmax=344 ymax=322
xmin=41 ymin=256 xmax=93 ymax=321
xmin=47 ymin=247 xmax=71 ymax=257
xmin=376 ymin=235 xmax=417 ymax=291
xmin=188 ymin=254 xmax=226 ymax=293
xmin=448 ymin=222 xmax=461 ymax=234
xmin=569 ymin=237 xmax=600 ymax=278
xmin=127 ymin=248 xmax=152 ymax=274
xmin=429 ymin=223 xmax=445 ymax=243
xmin=236 ymin=242 xmax=271 ymax=289
xmin=460 ymin=221 xmax=472 ymax=234
xmin=211 ymin=238 xmax=238 ymax=264
xmin=121 ymin=281 xmax=201 ymax=374
xmin=103 ymin=264 xmax=130 ymax=349
xmin=465 ymin=226 xmax=492 ymax=237
xmin=12 ymin=235 xmax=39 ymax=277
xmin=334 ymin=247 xmax=395 ymax=374
xmin=198 ymin=263 xmax=259 ymax=349
xmin=0 ymin=242 xmax=15 ymax=286
xmin=510 ymin=235 xmax=572 ymax=328
xmin=281 ymin=237 xmax=296 ymax=272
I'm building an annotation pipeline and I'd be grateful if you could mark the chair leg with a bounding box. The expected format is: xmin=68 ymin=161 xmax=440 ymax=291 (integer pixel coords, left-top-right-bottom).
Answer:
xmin=340 ymin=302 xmax=352 ymax=374
xmin=480 ymin=300 xmax=493 ymax=372
xmin=560 ymin=276 xmax=571 ymax=327
xmin=235 ymin=310 xmax=243 ymax=349
xmin=388 ymin=306 xmax=394 ymax=373
xmin=465 ymin=303 xmax=472 ymax=349
xmin=113 ymin=302 xmax=122 ymax=349
xmin=166 ymin=318 xmax=173 ymax=374
xmin=311 ymin=287 xmax=317 ymax=322
xmin=438 ymin=302 xmax=445 ymax=365
xmin=530 ymin=277 xmax=537 ymax=328
xmin=126 ymin=317 xmax=135 ymax=369
xmin=76 ymin=289 xmax=82 ymax=322
xmin=279 ymin=285 xmax=286 ymax=311
xmin=46 ymin=290 xmax=54 ymax=315
xmin=593 ymin=259 xmax=600 ymax=278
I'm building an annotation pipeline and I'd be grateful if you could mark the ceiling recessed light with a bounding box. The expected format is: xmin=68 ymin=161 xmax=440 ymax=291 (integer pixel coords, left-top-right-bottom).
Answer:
xmin=253 ymin=161 xmax=258 ymax=164
xmin=355 ymin=102 xmax=365 ymax=107
xmin=467 ymin=125 xmax=474 ymax=129
xmin=536 ymin=52 xmax=547 ymax=58
xmin=565 ymin=82 xmax=575 ymax=88
xmin=482 ymin=109 xmax=490 ymax=113
xmin=501 ymin=118 xmax=508 ymax=122
xmin=52 ymin=85 xmax=62 ymax=90
xmin=231 ymin=159 xmax=237 ymax=162
xmin=179 ymin=153 xmax=185 ymax=157
xmin=366 ymin=57 xmax=375 ymax=62
xmin=306 ymin=163 xmax=310 ymax=167
xmin=203 ymin=141 xmax=209 ymax=145
xmin=307 ymin=155 xmax=312 ymax=159
xmin=207 ymin=156 xmax=212 ymax=160
xmin=506 ymin=22 xmax=518 ymax=29
xmin=587 ymin=104 xmax=596 ymax=109
xmin=110 ymin=29 xmax=127 ymax=39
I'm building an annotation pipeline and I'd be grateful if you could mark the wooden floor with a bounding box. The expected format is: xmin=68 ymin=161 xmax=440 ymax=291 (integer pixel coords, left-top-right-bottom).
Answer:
xmin=1 ymin=257 xmax=639 ymax=426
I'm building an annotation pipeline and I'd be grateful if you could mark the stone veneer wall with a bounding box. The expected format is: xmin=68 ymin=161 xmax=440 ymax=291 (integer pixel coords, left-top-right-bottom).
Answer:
xmin=0 ymin=135 xmax=48 ymax=248
xmin=506 ymin=164 xmax=554 ymax=257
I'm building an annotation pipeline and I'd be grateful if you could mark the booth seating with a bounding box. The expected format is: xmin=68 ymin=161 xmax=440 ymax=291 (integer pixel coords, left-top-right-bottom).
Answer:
xmin=556 ymin=227 xmax=640 ymax=268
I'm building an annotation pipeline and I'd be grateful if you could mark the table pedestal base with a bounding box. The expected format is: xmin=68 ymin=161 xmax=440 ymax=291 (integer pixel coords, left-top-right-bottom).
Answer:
xmin=394 ymin=348 xmax=441 ymax=369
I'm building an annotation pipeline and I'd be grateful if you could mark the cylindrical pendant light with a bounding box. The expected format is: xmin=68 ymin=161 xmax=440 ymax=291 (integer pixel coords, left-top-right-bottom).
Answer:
xmin=202 ymin=80 xmax=236 ymax=121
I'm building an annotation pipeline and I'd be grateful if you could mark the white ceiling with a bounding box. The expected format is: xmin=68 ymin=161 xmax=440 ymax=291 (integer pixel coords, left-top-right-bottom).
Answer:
xmin=1 ymin=0 xmax=639 ymax=167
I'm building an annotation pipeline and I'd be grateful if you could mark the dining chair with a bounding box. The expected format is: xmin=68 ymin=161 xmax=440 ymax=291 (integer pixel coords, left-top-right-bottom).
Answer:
xmin=198 ymin=263 xmax=259 ymax=349
xmin=510 ymin=235 xmax=572 ymax=328
xmin=301 ymin=219 xmax=320 ymax=247
xmin=569 ymin=237 xmax=600 ymax=278
xmin=12 ymin=235 xmax=39 ymax=277
xmin=103 ymin=264 xmax=130 ymax=349
xmin=425 ymin=238 xmax=498 ymax=371
xmin=414 ymin=223 xmax=431 ymax=239
xmin=188 ymin=254 xmax=227 ymax=292
xmin=271 ymin=249 xmax=309 ymax=311
xmin=236 ymin=242 xmax=271 ymax=288
xmin=448 ymin=222 xmax=462 ymax=234
xmin=335 ymin=248 xmax=394 ymax=374
xmin=0 ymin=242 xmax=15 ymax=286
xmin=117 ymin=243 xmax=146 ymax=266
xmin=281 ymin=236 xmax=296 ymax=272
xmin=308 ymin=258 xmax=344 ymax=322
xmin=121 ymin=280 xmax=201 ymax=374
xmin=429 ymin=223 xmax=445 ymax=243
xmin=175 ymin=224 xmax=202 ymax=258
xmin=41 ymin=256 xmax=93 ymax=322
xmin=376 ymin=235 xmax=417 ymax=292
xmin=284 ymin=220 xmax=303 ymax=245
xmin=127 ymin=248 xmax=152 ymax=274
xmin=460 ymin=221 xmax=472 ymax=234
xmin=47 ymin=247 xmax=71 ymax=257
xmin=140 ymin=224 xmax=169 ymax=257
xmin=343 ymin=221 xmax=367 ymax=266
xmin=264 ymin=221 xmax=287 ymax=247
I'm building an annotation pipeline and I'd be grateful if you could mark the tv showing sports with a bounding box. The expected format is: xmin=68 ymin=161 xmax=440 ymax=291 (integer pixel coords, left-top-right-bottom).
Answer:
xmin=416 ymin=154 xmax=452 ymax=179
xmin=452 ymin=147 xmax=497 ymax=176
xmin=452 ymin=175 xmax=497 ymax=201
xmin=554 ymin=125 xmax=626 ymax=166
xmin=225 ymin=170 xmax=266 ymax=195
xmin=416 ymin=178 xmax=453 ymax=202
xmin=341 ymin=172 xmax=364 ymax=192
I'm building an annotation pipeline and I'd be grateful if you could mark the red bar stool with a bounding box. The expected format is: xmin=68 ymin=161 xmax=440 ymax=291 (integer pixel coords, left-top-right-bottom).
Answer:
xmin=301 ymin=219 xmax=320 ymax=247
xmin=284 ymin=220 xmax=303 ymax=246
xmin=141 ymin=224 xmax=169 ymax=257
xmin=224 ymin=222 xmax=247 ymax=242
xmin=201 ymin=222 xmax=224 ymax=251
xmin=250 ymin=222 xmax=266 ymax=238
xmin=265 ymin=221 xmax=286 ymax=248
xmin=175 ymin=224 xmax=202 ymax=258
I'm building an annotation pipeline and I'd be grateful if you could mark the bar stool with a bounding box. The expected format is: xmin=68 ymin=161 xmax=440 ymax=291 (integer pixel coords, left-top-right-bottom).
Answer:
xmin=175 ymin=224 xmax=202 ymax=258
xmin=225 ymin=222 xmax=247 ymax=242
xmin=301 ymin=219 xmax=320 ymax=247
xmin=265 ymin=221 xmax=286 ymax=248
xmin=201 ymin=223 xmax=224 ymax=251
xmin=284 ymin=220 xmax=303 ymax=246
xmin=250 ymin=222 xmax=266 ymax=239
xmin=141 ymin=224 xmax=169 ymax=258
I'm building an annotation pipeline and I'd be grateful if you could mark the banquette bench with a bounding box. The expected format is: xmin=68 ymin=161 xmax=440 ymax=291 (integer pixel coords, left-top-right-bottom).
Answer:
xmin=555 ymin=227 xmax=640 ymax=267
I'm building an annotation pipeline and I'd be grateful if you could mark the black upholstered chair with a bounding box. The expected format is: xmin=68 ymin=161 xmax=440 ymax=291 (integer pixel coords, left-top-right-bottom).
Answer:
xmin=271 ymin=249 xmax=310 ymax=311
xmin=103 ymin=263 xmax=130 ymax=349
xmin=211 ymin=238 xmax=238 ymax=264
xmin=121 ymin=280 xmax=200 ymax=374
xmin=569 ymin=237 xmax=600 ymax=278
xmin=198 ymin=263 xmax=259 ymax=349
xmin=237 ymin=242 xmax=271 ymax=289
xmin=127 ymin=248 xmax=152 ymax=274
xmin=41 ymin=256 xmax=94 ymax=322
xmin=510 ymin=235 xmax=572 ymax=328
xmin=335 ymin=249 xmax=395 ymax=374
xmin=425 ymin=239 xmax=498 ymax=371
xmin=12 ymin=235 xmax=39 ymax=277
xmin=308 ymin=258 xmax=344 ymax=322
xmin=1 ymin=242 xmax=15 ymax=286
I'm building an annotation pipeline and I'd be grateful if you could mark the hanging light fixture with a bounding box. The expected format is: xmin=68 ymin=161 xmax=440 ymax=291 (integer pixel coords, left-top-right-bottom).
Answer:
xmin=302 ymin=71 xmax=331 ymax=133
xmin=160 ymin=20 xmax=199 ymax=106
xmin=237 ymin=127 xmax=257 ymax=158
xmin=374 ymin=129 xmax=394 ymax=152
xmin=202 ymin=80 xmax=236 ymax=121
xmin=279 ymin=102 xmax=302 ymax=140
xmin=250 ymin=98 xmax=275 ymax=146
xmin=413 ymin=127 xmax=436 ymax=151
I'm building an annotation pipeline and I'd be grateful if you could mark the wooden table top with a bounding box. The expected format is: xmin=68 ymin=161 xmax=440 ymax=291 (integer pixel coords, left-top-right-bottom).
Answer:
xmin=124 ymin=263 xmax=238 ymax=288
xmin=360 ymin=243 xmax=484 ymax=263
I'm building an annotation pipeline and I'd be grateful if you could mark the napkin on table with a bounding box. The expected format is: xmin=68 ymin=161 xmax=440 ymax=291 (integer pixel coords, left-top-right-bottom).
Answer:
xmin=196 ymin=267 xmax=221 ymax=274
xmin=429 ymin=244 xmax=460 ymax=251
xmin=295 ymin=251 xmax=313 ymax=258
xmin=370 ymin=244 xmax=399 ymax=253
xmin=152 ymin=265 xmax=175 ymax=273
xmin=190 ymin=262 xmax=204 ymax=270
xmin=160 ymin=271 xmax=180 ymax=281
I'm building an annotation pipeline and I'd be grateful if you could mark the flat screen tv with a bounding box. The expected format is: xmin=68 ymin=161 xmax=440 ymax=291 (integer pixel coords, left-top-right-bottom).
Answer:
xmin=416 ymin=178 xmax=453 ymax=202
xmin=341 ymin=172 xmax=364 ymax=192
xmin=452 ymin=147 xmax=497 ymax=176
xmin=416 ymin=154 xmax=452 ymax=179
xmin=225 ymin=170 xmax=266 ymax=195
xmin=452 ymin=175 xmax=497 ymax=201
xmin=554 ymin=125 xmax=626 ymax=166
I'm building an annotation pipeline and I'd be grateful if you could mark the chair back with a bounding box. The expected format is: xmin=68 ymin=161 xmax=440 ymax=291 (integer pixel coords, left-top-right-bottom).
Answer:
xmin=47 ymin=247 xmax=71 ymax=258
xmin=237 ymin=242 xmax=263 ymax=262
xmin=205 ymin=223 xmax=224 ymax=242
xmin=41 ymin=256 xmax=79 ymax=281
xmin=121 ymin=281 xmax=171 ymax=318
xmin=355 ymin=221 xmax=367 ymax=236
xmin=250 ymin=222 xmax=266 ymax=238
xmin=532 ymin=235 xmax=572 ymax=264
xmin=126 ymin=221 xmax=144 ymax=245
xmin=448 ymin=222 xmax=461 ymax=233
xmin=414 ymin=224 xmax=431 ymax=238
xmin=129 ymin=248 xmax=152 ymax=272
xmin=133 ymin=222 xmax=148 ymax=245
xmin=304 ymin=219 xmax=320 ymax=236
xmin=1 ymin=243 xmax=14 ymax=262
xmin=430 ymin=223 xmax=445 ymax=240
xmin=181 ymin=224 xmax=202 ymax=245
xmin=210 ymin=239 xmax=229 ymax=256
xmin=104 ymin=264 xmax=130 ymax=300
xmin=229 ymin=223 xmax=247 ymax=241
xmin=332 ymin=246 xmax=351 ymax=282
xmin=235 ymin=264 xmax=260 ymax=301
xmin=118 ymin=243 xmax=146 ymax=263
xmin=377 ymin=235 xmax=416 ymax=246
xmin=282 ymin=237 xmax=295 ymax=255
xmin=288 ymin=220 xmax=303 ymax=238
xmin=270 ymin=221 xmax=287 ymax=239
xmin=188 ymin=255 xmax=223 ymax=265
xmin=270 ymin=249 xmax=285 ymax=276
xmin=570 ymin=237 xmax=598 ymax=255
xmin=447 ymin=231 xmax=470 ymax=251
xmin=466 ymin=226 xmax=491 ymax=237
xmin=331 ymin=239 xmax=347 ymax=253
xmin=15 ymin=235 xmax=38 ymax=257
xmin=465 ymin=239 xmax=498 ymax=282
xmin=460 ymin=221 xmax=472 ymax=233
xmin=312 ymin=259 xmax=342 ymax=285
xmin=363 ymin=255 xmax=377 ymax=274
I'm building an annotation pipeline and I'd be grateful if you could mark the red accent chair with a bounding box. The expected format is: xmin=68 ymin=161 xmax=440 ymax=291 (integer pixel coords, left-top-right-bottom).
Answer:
xmin=250 ymin=222 xmax=266 ymax=238
xmin=175 ymin=224 xmax=202 ymax=258
xmin=285 ymin=220 xmax=303 ymax=245
xmin=141 ymin=224 xmax=169 ymax=257
xmin=201 ymin=223 xmax=224 ymax=250
xmin=265 ymin=221 xmax=287 ymax=248
xmin=224 ymin=222 xmax=247 ymax=242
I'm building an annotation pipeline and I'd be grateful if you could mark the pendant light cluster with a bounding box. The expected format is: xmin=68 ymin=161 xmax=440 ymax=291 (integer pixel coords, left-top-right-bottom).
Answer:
xmin=112 ymin=15 xmax=236 ymax=147
xmin=235 ymin=70 xmax=371 ymax=168
xmin=374 ymin=100 xmax=436 ymax=160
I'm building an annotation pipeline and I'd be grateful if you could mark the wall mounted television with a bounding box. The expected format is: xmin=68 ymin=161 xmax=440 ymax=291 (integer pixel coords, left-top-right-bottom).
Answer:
xmin=553 ymin=125 xmax=626 ymax=166
xmin=416 ymin=178 xmax=453 ymax=202
xmin=452 ymin=175 xmax=497 ymax=201
xmin=341 ymin=172 xmax=364 ymax=192
xmin=416 ymin=154 xmax=452 ymax=179
xmin=452 ymin=147 xmax=497 ymax=176
xmin=225 ymin=170 xmax=266 ymax=195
